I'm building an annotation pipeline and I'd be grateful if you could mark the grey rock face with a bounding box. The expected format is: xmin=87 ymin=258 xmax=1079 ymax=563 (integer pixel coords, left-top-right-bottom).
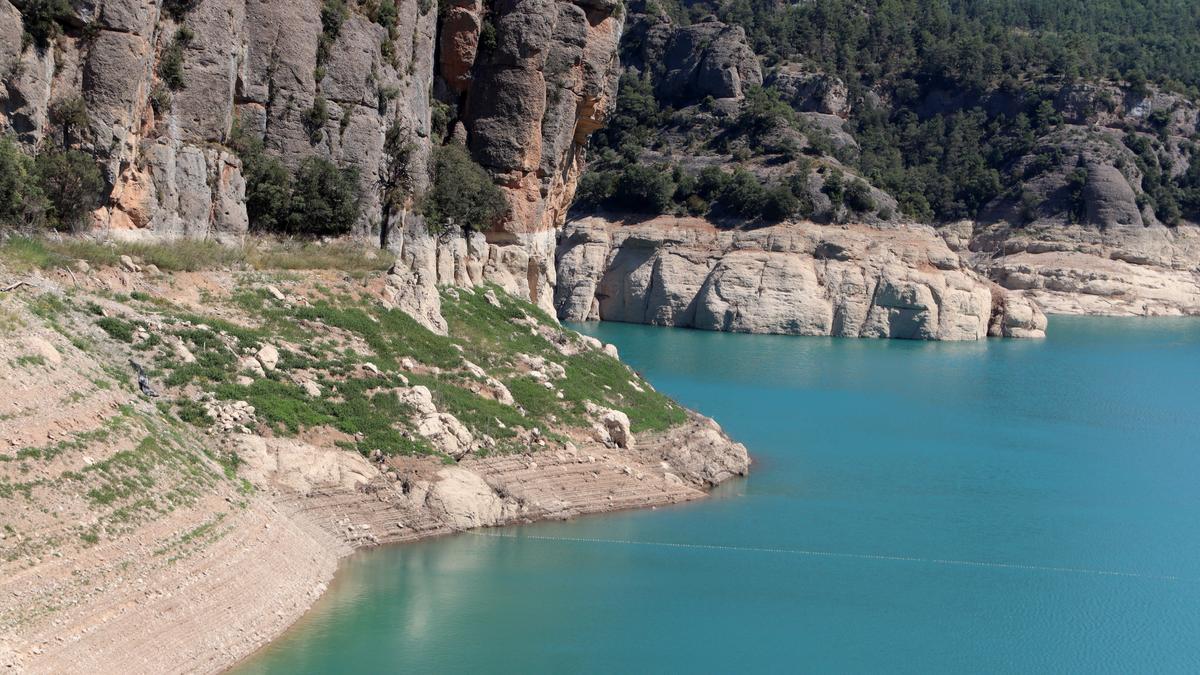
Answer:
xmin=0 ymin=2 xmax=24 ymax=87
xmin=641 ymin=19 xmax=761 ymax=103
xmin=767 ymin=63 xmax=850 ymax=117
xmin=2 ymin=0 xmax=618 ymax=308
xmin=98 ymin=0 xmax=159 ymax=36
xmin=83 ymin=29 xmax=152 ymax=157
xmin=172 ymin=0 xmax=243 ymax=145
xmin=981 ymin=126 xmax=1146 ymax=231
xmin=556 ymin=216 xmax=1046 ymax=340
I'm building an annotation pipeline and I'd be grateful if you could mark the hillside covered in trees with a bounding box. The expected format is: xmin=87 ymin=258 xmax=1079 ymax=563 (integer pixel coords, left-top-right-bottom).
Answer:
xmin=576 ymin=0 xmax=1200 ymax=227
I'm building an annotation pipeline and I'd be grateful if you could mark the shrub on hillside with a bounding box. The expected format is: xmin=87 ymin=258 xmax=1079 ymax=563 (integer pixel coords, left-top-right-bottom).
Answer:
xmin=574 ymin=170 xmax=618 ymax=208
xmin=822 ymin=169 xmax=845 ymax=207
xmin=612 ymin=164 xmax=676 ymax=214
xmin=286 ymin=157 xmax=361 ymax=236
xmin=696 ymin=166 xmax=731 ymax=200
xmin=719 ymin=169 xmax=767 ymax=218
xmin=761 ymin=185 xmax=799 ymax=221
xmin=421 ymin=143 xmax=507 ymax=232
xmin=34 ymin=148 xmax=105 ymax=232
xmin=0 ymin=137 xmax=48 ymax=230
xmin=844 ymin=178 xmax=876 ymax=213
xmin=735 ymin=86 xmax=797 ymax=143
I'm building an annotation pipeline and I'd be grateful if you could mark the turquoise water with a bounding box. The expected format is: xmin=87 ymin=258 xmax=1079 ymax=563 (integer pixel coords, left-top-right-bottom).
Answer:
xmin=236 ymin=317 xmax=1200 ymax=674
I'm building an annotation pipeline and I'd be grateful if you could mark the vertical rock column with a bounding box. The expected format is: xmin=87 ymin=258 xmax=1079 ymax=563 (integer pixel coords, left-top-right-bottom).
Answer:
xmin=457 ymin=0 xmax=623 ymax=313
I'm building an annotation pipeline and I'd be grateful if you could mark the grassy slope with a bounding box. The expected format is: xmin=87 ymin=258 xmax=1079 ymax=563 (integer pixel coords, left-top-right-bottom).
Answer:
xmin=2 ymin=237 xmax=685 ymax=467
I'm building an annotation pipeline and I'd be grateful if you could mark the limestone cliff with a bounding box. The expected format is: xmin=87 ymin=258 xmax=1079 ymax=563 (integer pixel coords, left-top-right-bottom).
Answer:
xmin=574 ymin=3 xmax=1200 ymax=322
xmin=555 ymin=216 xmax=1046 ymax=340
xmin=0 ymin=0 xmax=623 ymax=308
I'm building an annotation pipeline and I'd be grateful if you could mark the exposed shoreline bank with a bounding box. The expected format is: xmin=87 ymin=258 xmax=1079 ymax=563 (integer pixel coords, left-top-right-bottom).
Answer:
xmin=0 ymin=254 xmax=748 ymax=674
xmin=228 ymin=451 xmax=748 ymax=673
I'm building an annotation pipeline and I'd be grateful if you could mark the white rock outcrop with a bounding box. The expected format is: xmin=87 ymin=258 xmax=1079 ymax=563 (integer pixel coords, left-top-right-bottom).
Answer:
xmin=586 ymin=402 xmax=633 ymax=449
xmin=396 ymin=386 xmax=475 ymax=459
xmin=424 ymin=468 xmax=510 ymax=529
xmin=555 ymin=216 xmax=1046 ymax=340
xmin=237 ymin=435 xmax=375 ymax=493
xmin=256 ymin=344 xmax=280 ymax=371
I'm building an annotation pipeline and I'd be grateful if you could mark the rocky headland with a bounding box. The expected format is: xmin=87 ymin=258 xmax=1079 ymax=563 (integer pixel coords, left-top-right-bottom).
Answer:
xmin=0 ymin=246 xmax=748 ymax=674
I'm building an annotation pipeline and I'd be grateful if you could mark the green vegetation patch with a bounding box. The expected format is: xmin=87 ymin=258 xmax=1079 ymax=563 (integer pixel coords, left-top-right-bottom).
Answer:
xmin=0 ymin=234 xmax=394 ymax=276
xmin=95 ymin=316 xmax=135 ymax=343
xmin=441 ymin=286 xmax=686 ymax=433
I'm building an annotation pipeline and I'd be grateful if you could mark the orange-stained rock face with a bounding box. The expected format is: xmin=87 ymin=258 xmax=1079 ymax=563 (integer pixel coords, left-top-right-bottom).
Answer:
xmin=3 ymin=0 xmax=623 ymax=255
xmin=459 ymin=0 xmax=624 ymax=236
xmin=110 ymin=166 xmax=155 ymax=229
xmin=439 ymin=0 xmax=484 ymax=94
xmin=108 ymin=208 xmax=137 ymax=231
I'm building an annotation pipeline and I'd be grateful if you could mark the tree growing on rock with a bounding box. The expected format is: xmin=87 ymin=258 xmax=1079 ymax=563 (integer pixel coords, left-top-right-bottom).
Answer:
xmin=0 ymin=137 xmax=48 ymax=230
xmin=230 ymin=123 xmax=361 ymax=236
xmin=33 ymin=148 xmax=105 ymax=232
xmin=286 ymin=157 xmax=361 ymax=236
xmin=18 ymin=0 xmax=73 ymax=50
xmin=48 ymin=97 xmax=90 ymax=147
xmin=421 ymin=143 xmax=507 ymax=232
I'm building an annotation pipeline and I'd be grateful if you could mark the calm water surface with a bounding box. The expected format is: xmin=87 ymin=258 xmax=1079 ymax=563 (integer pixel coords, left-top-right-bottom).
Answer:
xmin=236 ymin=317 xmax=1200 ymax=674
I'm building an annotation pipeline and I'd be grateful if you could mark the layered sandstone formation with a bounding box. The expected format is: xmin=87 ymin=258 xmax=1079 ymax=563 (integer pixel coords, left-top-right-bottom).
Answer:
xmin=948 ymin=220 xmax=1200 ymax=316
xmin=555 ymin=216 xmax=1047 ymax=340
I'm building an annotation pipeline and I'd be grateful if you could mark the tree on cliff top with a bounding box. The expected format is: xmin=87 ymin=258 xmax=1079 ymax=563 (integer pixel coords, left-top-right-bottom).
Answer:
xmin=421 ymin=143 xmax=507 ymax=233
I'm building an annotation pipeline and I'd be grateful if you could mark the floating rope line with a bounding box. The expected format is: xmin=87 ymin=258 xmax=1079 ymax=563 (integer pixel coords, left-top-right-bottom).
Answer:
xmin=467 ymin=531 xmax=1185 ymax=582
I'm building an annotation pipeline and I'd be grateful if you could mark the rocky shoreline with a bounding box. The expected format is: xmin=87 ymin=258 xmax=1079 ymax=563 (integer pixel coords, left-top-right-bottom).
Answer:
xmin=945 ymin=220 xmax=1200 ymax=318
xmin=555 ymin=216 xmax=1048 ymax=340
xmin=6 ymin=414 xmax=748 ymax=675
xmin=0 ymin=258 xmax=747 ymax=675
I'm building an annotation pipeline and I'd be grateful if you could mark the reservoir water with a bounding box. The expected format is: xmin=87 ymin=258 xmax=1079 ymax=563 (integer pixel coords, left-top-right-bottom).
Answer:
xmin=236 ymin=317 xmax=1200 ymax=674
